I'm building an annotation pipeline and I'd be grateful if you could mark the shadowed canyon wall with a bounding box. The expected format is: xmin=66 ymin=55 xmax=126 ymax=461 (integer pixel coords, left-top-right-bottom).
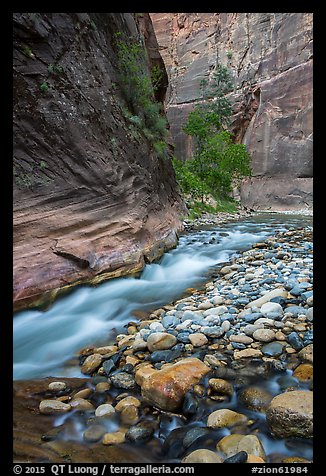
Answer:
xmin=150 ymin=13 xmax=313 ymax=210
xmin=13 ymin=13 xmax=185 ymax=311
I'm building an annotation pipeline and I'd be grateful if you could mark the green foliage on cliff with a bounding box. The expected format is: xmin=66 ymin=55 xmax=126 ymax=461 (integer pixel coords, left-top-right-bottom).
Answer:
xmin=174 ymin=64 xmax=252 ymax=206
xmin=114 ymin=33 xmax=168 ymax=158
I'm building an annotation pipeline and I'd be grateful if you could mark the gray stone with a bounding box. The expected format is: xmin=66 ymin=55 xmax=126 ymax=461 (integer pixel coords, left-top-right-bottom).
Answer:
xmin=110 ymin=372 xmax=137 ymax=390
xmin=261 ymin=341 xmax=284 ymax=357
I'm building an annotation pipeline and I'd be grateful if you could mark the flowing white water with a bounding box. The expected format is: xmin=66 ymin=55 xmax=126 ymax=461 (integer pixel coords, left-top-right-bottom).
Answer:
xmin=13 ymin=214 xmax=311 ymax=381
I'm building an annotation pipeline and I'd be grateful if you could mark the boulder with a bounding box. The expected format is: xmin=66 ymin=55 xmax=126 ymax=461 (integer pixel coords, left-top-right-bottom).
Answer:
xmin=266 ymin=390 xmax=313 ymax=438
xmin=141 ymin=358 xmax=210 ymax=411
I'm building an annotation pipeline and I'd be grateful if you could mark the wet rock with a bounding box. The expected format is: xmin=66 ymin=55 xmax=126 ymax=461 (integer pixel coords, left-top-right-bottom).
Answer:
xmin=70 ymin=398 xmax=94 ymax=411
xmin=102 ymin=431 xmax=126 ymax=445
xmin=141 ymin=358 xmax=210 ymax=411
xmin=276 ymin=375 xmax=300 ymax=392
xmin=95 ymin=382 xmax=111 ymax=393
xmin=115 ymin=396 xmax=141 ymax=412
xmin=182 ymin=392 xmax=198 ymax=415
xmin=83 ymin=424 xmax=107 ymax=442
xmin=102 ymin=359 xmax=116 ymax=376
xmin=48 ymin=381 xmax=67 ymax=392
xmin=147 ymin=332 xmax=177 ymax=352
xmin=217 ymin=434 xmax=266 ymax=459
xmin=217 ymin=434 xmax=245 ymax=456
xmin=293 ymin=363 xmax=313 ymax=381
xmin=73 ymin=388 xmax=93 ymax=399
xmin=266 ymin=390 xmax=313 ymax=438
xmin=207 ymin=409 xmax=247 ymax=428
xmin=120 ymin=405 xmax=139 ymax=425
xmin=246 ymin=455 xmax=266 ymax=463
xmin=239 ymin=387 xmax=273 ymax=411
xmin=223 ymin=451 xmax=248 ymax=463
xmin=81 ymin=353 xmax=103 ymax=375
xmin=95 ymin=404 xmax=115 ymax=417
xmin=182 ymin=449 xmax=223 ymax=463
xmin=161 ymin=426 xmax=188 ymax=457
xmin=204 ymin=354 xmax=224 ymax=368
xmin=39 ymin=400 xmax=71 ymax=414
xmin=110 ymin=372 xmax=136 ymax=390
xmin=182 ymin=427 xmax=211 ymax=449
xmin=282 ymin=457 xmax=312 ymax=463
xmin=41 ymin=425 xmax=64 ymax=442
xmin=208 ymin=378 xmax=234 ymax=396
xmin=125 ymin=421 xmax=156 ymax=443
xmin=236 ymin=435 xmax=266 ymax=459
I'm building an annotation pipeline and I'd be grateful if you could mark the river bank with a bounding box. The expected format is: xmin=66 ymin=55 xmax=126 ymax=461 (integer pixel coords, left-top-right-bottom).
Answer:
xmin=14 ymin=213 xmax=313 ymax=463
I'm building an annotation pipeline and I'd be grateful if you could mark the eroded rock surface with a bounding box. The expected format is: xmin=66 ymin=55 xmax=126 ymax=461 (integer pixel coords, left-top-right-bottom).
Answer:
xmin=13 ymin=13 xmax=185 ymax=311
xmin=150 ymin=13 xmax=313 ymax=210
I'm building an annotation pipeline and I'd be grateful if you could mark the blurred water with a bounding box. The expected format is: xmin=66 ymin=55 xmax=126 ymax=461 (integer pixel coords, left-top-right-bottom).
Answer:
xmin=13 ymin=213 xmax=312 ymax=380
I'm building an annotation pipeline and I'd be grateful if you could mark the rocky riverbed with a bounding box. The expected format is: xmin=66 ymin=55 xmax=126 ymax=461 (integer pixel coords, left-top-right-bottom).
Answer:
xmin=14 ymin=219 xmax=313 ymax=463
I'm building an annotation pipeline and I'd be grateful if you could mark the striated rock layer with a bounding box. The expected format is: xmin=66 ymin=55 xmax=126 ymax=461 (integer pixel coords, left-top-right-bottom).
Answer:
xmin=13 ymin=13 xmax=185 ymax=311
xmin=150 ymin=13 xmax=313 ymax=210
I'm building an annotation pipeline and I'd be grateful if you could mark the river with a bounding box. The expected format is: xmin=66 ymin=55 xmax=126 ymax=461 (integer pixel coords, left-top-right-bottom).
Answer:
xmin=13 ymin=212 xmax=312 ymax=381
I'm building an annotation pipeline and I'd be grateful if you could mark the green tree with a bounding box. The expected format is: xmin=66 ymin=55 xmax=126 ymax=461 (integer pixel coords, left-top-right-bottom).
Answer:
xmin=175 ymin=64 xmax=251 ymax=204
xmin=114 ymin=33 xmax=168 ymax=158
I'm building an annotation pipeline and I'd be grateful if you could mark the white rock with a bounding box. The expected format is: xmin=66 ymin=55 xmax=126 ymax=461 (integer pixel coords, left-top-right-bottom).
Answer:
xmin=149 ymin=322 xmax=165 ymax=332
xmin=48 ymin=381 xmax=67 ymax=392
xmin=39 ymin=400 xmax=71 ymax=414
xmin=261 ymin=302 xmax=283 ymax=315
xmin=246 ymin=288 xmax=288 ymax=308
xmin=203 ymin=306 xmax=228 ymax=317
